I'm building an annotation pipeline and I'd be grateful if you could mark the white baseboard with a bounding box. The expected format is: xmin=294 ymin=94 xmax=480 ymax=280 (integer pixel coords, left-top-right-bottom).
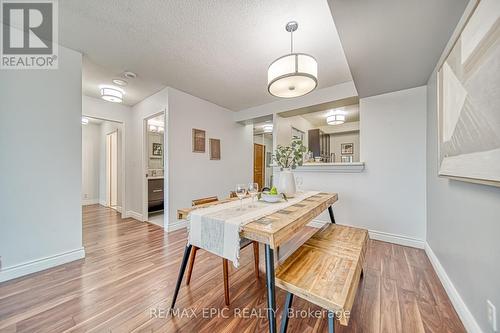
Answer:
xmin=114 ymin=206 xmax=122 ymax=213
xmin=125 ymin=210 xmax=143 ymax=221
xmin=82 ymin=198 xmax=99 ymax=206
xmin=368 ymin=229 xmax=424 ymax=249
xmin=0 ymin=247 xmax=85 ymax=283
xmin=167 ymin=220 xmax=188 ymax=232
xmin=425 ymin=243 xmax=483 ymax=333
xmin=307 ymin=220 xmax=425 ymax=249
xmin=99 ymin=200 xmax=107 ymax=206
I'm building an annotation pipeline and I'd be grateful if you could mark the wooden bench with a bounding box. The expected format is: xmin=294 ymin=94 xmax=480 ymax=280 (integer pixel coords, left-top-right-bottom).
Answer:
xmin=275 ymin=224 xmax=368 ymax=333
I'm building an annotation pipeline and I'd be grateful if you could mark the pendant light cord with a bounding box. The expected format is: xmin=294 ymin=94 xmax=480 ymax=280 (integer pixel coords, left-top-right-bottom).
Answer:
xmin=290 ymin=30 xmax=294 ymax=53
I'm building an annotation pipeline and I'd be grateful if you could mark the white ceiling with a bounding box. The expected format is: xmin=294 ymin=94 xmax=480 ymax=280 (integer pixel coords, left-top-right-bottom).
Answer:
xmin=82 ymin=58 xmax=165 ymax=106
xmin=327 ymin=0 xmax=469 ymax=98
xmin=59 ymin=0 xmax=352 ymax=109
xmin=300 ymin=104 xmax=359 ymax=127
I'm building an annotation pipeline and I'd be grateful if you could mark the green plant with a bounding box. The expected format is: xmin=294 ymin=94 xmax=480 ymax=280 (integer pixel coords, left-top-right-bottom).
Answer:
xmin=273 ymin=138 xmax=307 ymax=170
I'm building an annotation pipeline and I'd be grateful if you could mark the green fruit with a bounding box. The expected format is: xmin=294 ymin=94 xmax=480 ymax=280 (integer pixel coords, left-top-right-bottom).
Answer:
xmin=270 ymin=186 xmax=278 ymax=195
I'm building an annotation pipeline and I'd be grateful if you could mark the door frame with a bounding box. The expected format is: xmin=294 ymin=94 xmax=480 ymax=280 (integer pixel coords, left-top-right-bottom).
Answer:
xmin=142 ymin=110 xmax=168 ymax=225
xmin=82 ymin=115 xmax=126 ymax=218
xmin=105 ymin=129 xmax=118 ymax=207
xmin=253 ymin=143 xmax=265 ymax=190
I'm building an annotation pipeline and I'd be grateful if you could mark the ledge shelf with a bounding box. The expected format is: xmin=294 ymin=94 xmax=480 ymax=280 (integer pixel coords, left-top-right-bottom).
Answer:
xmin=276 ymin=162 xmax=365 ymax=173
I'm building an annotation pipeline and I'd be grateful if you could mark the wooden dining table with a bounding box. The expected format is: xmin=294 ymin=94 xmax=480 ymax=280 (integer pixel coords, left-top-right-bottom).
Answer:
xmin=171 ymin=192 xmax=338 ymax=333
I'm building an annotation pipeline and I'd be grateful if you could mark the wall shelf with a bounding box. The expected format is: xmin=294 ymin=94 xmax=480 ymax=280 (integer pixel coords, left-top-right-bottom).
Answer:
xmin=274 ymin=162 xmax=365 ymax=173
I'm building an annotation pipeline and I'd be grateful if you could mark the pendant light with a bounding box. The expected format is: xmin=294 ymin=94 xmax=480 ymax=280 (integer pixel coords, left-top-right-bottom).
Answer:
xmin=268 ymin=21 xmax=318 ymax=98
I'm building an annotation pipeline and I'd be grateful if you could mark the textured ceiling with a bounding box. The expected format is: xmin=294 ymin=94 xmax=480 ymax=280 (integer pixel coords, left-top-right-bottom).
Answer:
xmin=328 ymin=0 xmax=469 ymax=98
xmin=60 ymin=0 xmax=352 ymax=109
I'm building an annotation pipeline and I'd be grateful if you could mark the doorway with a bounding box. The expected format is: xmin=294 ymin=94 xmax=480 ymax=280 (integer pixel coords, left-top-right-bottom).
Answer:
xmin=106 ymin=130 xmax=118 ymax=208
xmin=254 ymin=143 xmax=265 ymax=190
xmin=253 ymin=118 xmax=274 ymax=190
xmin=142 ymin=111 xmax=166 ymax=227
xmin=81 ymin=116 xmax=125 ymax=217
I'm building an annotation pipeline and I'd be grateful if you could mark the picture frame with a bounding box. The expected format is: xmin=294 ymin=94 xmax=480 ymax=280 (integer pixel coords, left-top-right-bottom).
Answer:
xmin=192 ymin=129 xmax=206 ymax=153
xmin=209 ymin=138 xmax=221 ymax=160
xmin=437 ymin=0 xmax=500 ymax=187
xmin=341 ymin=143 xmax=354 ymax=155
xmin=341 ymin=155 xmax=353 ymax=163
xmin=150 ymin=142 xmax=162 ymax=159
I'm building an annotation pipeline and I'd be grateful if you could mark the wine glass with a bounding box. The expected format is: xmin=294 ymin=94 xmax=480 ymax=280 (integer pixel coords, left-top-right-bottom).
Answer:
xmin=248 ymin=183 xmax=259 ymax=208
xmin=235 ymin=184 xmax=247 ymax=211
xmin=295 ymin=176 xmax=303 ymax=192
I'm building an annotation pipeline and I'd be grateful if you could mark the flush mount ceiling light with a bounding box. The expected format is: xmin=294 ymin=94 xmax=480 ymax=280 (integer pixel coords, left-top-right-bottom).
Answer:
xmin=81 ymin=117 xmax=89 ymax=125
xmin=268 ymin=21 xmax=318 ymax=98
xmin=263 ymin=124 xmax=273 ymax=133
xmin=326 ymin=109 xmax=346 ymax=125
xmin=100 ymin=85 xmax=124 ymax=103
xmin=123 ymin=71 xmax=137 ymax=79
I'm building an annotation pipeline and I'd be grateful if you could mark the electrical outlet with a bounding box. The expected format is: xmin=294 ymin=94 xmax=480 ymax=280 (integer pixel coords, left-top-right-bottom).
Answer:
xmin=84 ymin=193 xmax=88 ymax=199
xmin=488 ymin=300 xmax=498 ymax=332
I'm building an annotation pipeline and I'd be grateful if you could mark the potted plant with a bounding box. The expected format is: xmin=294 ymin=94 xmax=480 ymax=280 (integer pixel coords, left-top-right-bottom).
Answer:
xmin=273 ymin=138 xmax=307 ymax=197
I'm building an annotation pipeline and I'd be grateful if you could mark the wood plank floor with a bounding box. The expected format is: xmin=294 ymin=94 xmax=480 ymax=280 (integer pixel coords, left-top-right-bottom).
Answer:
xmin=0 ymin=205 xmax=466 ymax=333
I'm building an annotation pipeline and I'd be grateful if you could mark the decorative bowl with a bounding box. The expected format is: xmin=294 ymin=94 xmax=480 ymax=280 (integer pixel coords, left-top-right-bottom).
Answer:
xmin=261 ymin=192 xmax=283 ymax=203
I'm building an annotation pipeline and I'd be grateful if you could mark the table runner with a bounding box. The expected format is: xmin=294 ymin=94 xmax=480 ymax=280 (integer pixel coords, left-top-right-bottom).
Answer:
xmin=187 ymin=191 xmax=319 ymax=267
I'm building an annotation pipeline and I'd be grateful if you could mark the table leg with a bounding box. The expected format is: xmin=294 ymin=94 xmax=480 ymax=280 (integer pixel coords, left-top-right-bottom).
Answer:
xmin=170 ymin=244 xmax=192 ymax=310
xmin=328 ymin=205 xmax=336 ymax=224
xmin=265 ymin=244 xmax=277 ymax=333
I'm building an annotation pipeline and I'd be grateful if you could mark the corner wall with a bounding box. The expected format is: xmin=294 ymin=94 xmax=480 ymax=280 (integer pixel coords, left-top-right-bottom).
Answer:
xmin=0 ymin=46 xmax=84 ymax=282
xmin=167 ymin=87 xmax=253 ymax=230
xmin=277 ymin=86 xmax=427 ymax=246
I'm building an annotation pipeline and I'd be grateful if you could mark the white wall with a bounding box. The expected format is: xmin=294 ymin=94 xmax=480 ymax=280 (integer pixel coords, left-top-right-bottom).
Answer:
xmin=275 ymin=115 xmax=314 ymax=148
xmin=82 ymin=123 xmax=101 ymax=204
xmin=83 ymin=95 xmax=133 ymax=217
xmin=0 ymin=46 xmax=84 ymax=282
xmin=425 ymin=2 xmax=500 ymax=331
xmin=168 ymin=87 xmax=253 ymax=230
xmin=330 ymin=131 xmax=360 ymax=162
xmin=276 ymin=86 xmax=428 ymax=245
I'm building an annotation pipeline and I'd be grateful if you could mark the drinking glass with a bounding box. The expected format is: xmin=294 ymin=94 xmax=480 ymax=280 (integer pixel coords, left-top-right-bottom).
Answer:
xmin=248 ymin=183 xmax=259 ymax=208
xmin=295 ymin=176 xmax=303 ymax=192
xmin=235 ymin=184 xmax=247 ymax=211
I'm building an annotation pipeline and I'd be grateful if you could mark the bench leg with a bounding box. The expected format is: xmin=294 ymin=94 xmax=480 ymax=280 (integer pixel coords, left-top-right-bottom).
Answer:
xmin=328 ymin=206 xmax=336 ymax=224
xmin=280 ymin=292 xmax=294 ymax=333
xmin=265 ymin=244 xmax=277 ymax=333
xmin=328 ymin=311 xmax=335 ymax=333
xmin=169 ymin=244 xmax=192 ymax=310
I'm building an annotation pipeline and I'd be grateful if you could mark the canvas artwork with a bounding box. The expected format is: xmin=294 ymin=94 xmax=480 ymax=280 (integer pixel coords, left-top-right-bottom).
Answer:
xmin=437 ymin=0 xmax=500 ymax=186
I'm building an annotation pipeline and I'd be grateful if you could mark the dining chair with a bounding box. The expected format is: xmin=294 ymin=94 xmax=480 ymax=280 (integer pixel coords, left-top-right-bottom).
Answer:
xmin=186 ymin=196 xmax=260 ymax=306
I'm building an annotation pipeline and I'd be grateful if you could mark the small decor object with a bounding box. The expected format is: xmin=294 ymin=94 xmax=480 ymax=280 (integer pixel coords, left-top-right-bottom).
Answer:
xmin=437 ymin=0 xmax=500 ymax=187
xmin=341 ymin=155 xmax=353 ymax=163
xmin=274 ymin=138 xmax=307 ymax=197
xmin=341 ymin=143 xmax=354 ymax=155
xmin=209 ymin=138 xmax=221 ymax=160
xmin=260 ymin=186 xmax=285 ymax=203
xmin=192 ymin=129 xmax=206 ymax=153
xmin=151 ymin=143 xmax=162 ymax=158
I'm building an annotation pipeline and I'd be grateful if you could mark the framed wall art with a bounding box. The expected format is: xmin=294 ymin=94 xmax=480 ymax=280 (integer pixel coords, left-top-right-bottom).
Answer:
xmin=192 ymin=129 xmax=206 ymax=153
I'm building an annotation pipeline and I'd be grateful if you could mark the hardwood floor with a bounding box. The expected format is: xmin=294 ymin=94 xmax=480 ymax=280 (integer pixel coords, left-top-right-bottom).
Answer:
xmin=0 ymin=205 xmax=466 ymax=333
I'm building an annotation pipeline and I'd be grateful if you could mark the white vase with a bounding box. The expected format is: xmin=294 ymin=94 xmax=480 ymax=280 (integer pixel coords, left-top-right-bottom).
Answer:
xmin=278 ymin=168 xmax=296 ymax=198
